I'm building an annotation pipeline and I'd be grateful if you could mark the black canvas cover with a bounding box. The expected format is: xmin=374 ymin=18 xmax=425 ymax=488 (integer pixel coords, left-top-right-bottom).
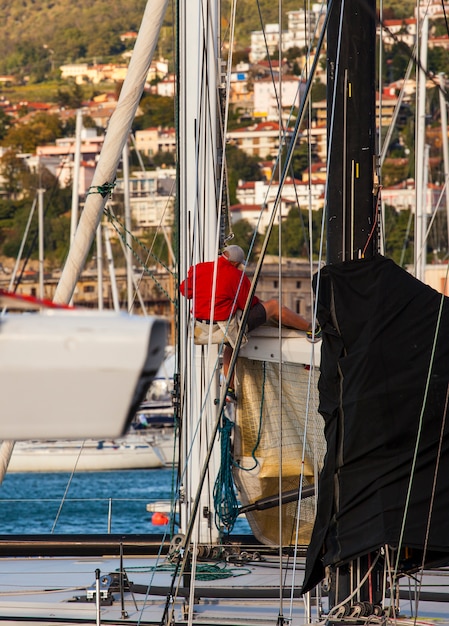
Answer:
xmin=302 ymin=255 xmax=449 ymax=593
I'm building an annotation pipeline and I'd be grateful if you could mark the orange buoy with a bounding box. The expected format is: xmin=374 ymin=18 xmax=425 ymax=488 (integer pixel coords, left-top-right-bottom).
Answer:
xmin=152 ymin=512 xmax=169 ymax=525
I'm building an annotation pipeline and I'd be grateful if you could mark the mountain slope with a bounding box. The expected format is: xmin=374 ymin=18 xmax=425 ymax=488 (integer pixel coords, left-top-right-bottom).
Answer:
xmin=0 ymin=0 xmax=417 ymax=77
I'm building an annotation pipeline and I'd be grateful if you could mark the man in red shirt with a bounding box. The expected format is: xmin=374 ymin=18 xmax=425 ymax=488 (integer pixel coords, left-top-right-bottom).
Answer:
xmin=180 ymin=245 xmax=314 ymax=402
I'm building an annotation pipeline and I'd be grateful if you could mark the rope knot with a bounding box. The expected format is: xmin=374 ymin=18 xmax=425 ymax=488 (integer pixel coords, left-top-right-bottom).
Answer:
xmin=87 ymin=181 xmax=116 ymax=198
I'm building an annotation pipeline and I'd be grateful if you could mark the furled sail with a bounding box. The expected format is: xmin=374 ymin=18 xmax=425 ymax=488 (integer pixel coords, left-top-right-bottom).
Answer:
xmin=233 ymin=351 xmax=325 ymax=546
xmin=303 ymin=255 xmax=449 ymax=592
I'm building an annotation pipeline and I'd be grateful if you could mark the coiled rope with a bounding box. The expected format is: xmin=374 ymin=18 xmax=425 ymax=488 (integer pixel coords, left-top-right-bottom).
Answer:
xmin=213 ymin=362 xmax=267 ymax=533
xmin=121 ymin=561 xmax=250 ymax=581
xmin=213 ymin=412 xmax=239 ymax=533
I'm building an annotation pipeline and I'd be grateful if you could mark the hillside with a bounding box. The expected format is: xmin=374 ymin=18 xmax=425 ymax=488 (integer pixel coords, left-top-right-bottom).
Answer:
xmin=0 ymin=0 xmax=417 ymax=79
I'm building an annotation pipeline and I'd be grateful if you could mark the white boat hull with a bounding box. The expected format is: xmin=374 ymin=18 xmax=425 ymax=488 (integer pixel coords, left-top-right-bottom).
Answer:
xmin=7 ymin=432 xmax=175 ymax=473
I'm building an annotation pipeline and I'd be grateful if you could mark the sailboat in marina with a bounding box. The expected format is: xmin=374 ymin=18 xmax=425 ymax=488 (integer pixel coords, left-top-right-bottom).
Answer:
xmin=2 ymin=0 xmax=449 ymax=623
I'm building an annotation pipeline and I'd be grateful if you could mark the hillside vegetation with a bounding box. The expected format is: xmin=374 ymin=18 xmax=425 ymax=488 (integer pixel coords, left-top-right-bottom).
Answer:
xmin=0 ymin=0 xmax=416 ymax=79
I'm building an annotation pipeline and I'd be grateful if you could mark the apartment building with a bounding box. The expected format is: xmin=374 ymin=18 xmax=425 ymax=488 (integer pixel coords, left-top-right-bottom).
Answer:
xmin=134 ymin=127 xmax=176 ymax=157
xmin=249 ymin=5 xmax=325 ymax=62
xmin=114 ymin=169 xmax=176 ymax=228
xmin=253 ymin=75 xmax=306 ymax=120
xmin=233 ymin=177 xmax=325 ymax=229
xmin=227 ymin=121 xmax=287 ymax=157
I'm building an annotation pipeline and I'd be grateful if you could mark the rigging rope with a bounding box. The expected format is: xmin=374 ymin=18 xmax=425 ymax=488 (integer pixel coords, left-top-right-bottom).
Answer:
xmin=104 ymin=207 xmax=176 ymax=305
xmin=86 ymin=181 xmax=116 ymax=198
xmin=213 ymin=411 xmax=239 ymax=533
xmin=123 ymin=561 xmax=250 ymax=581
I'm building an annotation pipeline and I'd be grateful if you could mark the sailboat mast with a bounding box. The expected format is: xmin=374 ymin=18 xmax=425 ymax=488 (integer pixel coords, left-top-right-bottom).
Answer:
xmin=325 ymin=0 xmax=379 ymax=607
xmin=326 ymin=0 xmax=378 ymax=263
xmin=177 ymin=0 xmax=222 ymax=544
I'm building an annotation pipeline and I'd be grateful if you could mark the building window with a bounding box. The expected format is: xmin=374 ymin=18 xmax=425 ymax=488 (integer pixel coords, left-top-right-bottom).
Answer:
xmin=296 ymin=281 xmax=301 ymax=289
xmin=295 ymin=300 xmax=301 ymax=315
xmin=83 ymin=285 xmax=95 ymax=293
xmin=273 ymin=280 xmax=278 ymax=289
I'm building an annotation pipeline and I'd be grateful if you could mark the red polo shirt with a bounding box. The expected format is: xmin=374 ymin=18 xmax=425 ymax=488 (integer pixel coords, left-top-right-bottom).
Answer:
xmin=179 ymin=255 xmax=259 ymax=321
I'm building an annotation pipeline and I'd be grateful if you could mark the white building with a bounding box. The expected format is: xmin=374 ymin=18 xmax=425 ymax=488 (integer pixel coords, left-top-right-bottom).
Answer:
xmin=156 ymin=75 xmax=176 ymax=98
xmin=253 ymin=75 xmax=306 ymax=120
xmin=114 ymin=169 xmax=176 ymax=228
xmin=285 ymin=8 xmax=320 ymax=50
xmin=227 ymin=121 xmax=289 ymax=157
xmin=415 ymin=0 xmax=449 ymax=19
xmin=250 ymin=24 xmax=282 ymax=63
xmin=249 ymin=5 xmax=326 ymax=62
xmin=381 ymin=181 xmax=446 ymax=214
xmin=379 ymin=18 xmax=417 ymax=48
xmin=233 ymin=177 xmax=325 ymax=230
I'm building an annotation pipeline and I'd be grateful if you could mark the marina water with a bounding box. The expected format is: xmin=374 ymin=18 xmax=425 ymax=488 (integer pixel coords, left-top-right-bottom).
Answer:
xmin=0 ymin=469 xmax=177 ymax=534
xmin=0 ymin=469 xmax=250 ymax=535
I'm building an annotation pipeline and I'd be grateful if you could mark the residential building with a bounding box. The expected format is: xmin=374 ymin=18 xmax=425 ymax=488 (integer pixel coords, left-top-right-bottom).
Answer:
xmin=415 ymin=0 xmax=449 ymax=19
xmin=312 ymin=89 xmax=411 ymax=139
xmin=381 ymin=179 xmax=447 ymax=214
xmin=28 ymin=130 xmax=103 ymax=194
xmin=250 ymin=24 xmax=282 ymax=63
xmin=59 ymin=58 xmax=169 ymax=86
xmin=114 ymin=169 xmax=176 ymax=228
xmin=233 ymin=177 xmax=325 ymax=229
xmin=229 ymin=63 xmax=252 ymax=106
xmin=249 ymin=257 xmax=316 ymax=318
xmin=429 ymin=35 xmax=449 ymax=51
xmin=379 ymin=18 xmax=417 ymax=48
xmin=253 ymin=75 xmax=306 ymax=120
xmin=249 ymin=5 xmax=326 ymax=62
xmin=227 ymin=121 xmax=288 ymax=157
xmin=135 ymin=127 xmax=176 ymax=157
xmin=156 ymin=74 xmax=176 ymax=97
xmin=285 ymin=8 xmax=320 ymax=50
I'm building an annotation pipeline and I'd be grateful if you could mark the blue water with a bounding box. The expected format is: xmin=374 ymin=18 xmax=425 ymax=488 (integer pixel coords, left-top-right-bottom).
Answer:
xmin=0 ymin=469 xmax=177 ymax=534
xmin=0 ymin=469 xmax=250 ymax=535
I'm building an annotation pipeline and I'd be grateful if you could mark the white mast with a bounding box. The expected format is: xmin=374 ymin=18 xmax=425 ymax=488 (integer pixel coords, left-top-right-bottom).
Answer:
xmin=415 ymin=15 xmax=428 ymax=281
xmin=122 ymin=139 xmax=134 ymax=312
xmin=438 ymin=73 xmax=449 ymax=250
xmin=178 ymin=0 xmax=221 ymax=544
xmin=70 ymin=109 xmax=83 ymax=245
xmin=38 ymin=187 xmax=45 ymax=300
xmin=104 ymin=225 xmax=120 ymax=312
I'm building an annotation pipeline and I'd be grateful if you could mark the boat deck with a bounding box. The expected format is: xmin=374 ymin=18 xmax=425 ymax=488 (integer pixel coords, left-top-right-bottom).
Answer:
xmin=1 ymin=552 xmax=449 ymax=625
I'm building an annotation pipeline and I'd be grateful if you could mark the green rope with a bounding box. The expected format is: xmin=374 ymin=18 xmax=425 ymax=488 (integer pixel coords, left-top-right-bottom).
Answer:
xmin=213 ymin=413 xmax=240 ymax=533
xmin=87 ymin=181 xmax=116 ymax=197
xmin=120 ymin=561 xmax=250 ymax=581
xmin=103 ymin=207 xmax=177 ymax=305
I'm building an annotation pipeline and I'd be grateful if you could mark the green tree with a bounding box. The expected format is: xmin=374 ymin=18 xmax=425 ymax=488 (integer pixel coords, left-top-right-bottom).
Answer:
xmin=0 ymin=149 xmax=29 ymax=199
xmin=153 ymin=151 xmax=176 ymax=167
xmin=266 ymin=206 xmax=324 ymax=260
xmin=0 ymin=109 xmax=12 ymax=141
xmin=381 ymin=158 xmax=410 ymax=187
xmin=1 ymin=184 xmax=72 ymax=266
xmin=226 ymin=144 xmax=264 ymax=203
xmin=57 ymin=83 xmax=85 ymax=109
xmin=2 ymin=113 xmax=64 ymax=153
xmin=134 ymin=95 xmax=175 ymax=130
xmin=227 ymin=218 xmax=262 ymax=255
xmin=383 ymin=205 xmax=414 ymax=266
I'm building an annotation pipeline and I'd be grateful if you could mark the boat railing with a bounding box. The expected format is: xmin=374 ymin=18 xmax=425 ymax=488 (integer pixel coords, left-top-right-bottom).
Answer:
xmin=0 ymin=496 xmax=176 ymax=535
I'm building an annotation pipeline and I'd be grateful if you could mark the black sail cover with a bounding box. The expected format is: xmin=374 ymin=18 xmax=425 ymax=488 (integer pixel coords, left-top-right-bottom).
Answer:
xmin=302 ymin=255 xmax=449 ymax=593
